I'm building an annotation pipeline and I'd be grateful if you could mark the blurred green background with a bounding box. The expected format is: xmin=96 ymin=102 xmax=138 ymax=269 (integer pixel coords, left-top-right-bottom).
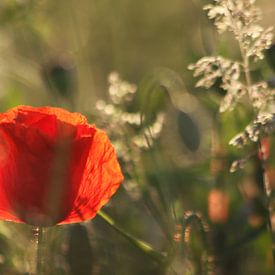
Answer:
xmin=0 ymin=0 xmax=275 ymax=274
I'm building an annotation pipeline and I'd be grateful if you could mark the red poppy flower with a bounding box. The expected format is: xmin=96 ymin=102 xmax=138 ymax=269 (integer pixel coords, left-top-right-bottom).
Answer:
xmin=0 ymin=106 xmax=123 ymax=226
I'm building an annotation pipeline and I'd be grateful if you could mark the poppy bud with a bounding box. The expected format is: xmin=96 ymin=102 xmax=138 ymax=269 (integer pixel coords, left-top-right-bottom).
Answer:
xmin=208 ymin=189 xmax=229 ymax=224
xmin=258 ymin=138 xmax=269 ymax=161
xmin=43 ymin=61 xmax=76 ymax=99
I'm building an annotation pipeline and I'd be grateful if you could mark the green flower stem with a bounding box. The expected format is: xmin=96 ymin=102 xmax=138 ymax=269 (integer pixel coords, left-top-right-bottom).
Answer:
xmin=32 ymin=226 xmax=44 ymax=275
xmin=97 ymin=210 xmax=167 ymax=265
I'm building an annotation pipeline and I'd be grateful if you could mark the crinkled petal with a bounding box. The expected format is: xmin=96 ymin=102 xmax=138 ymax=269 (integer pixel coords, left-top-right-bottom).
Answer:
xmin=3 ymin=106 xmax=87 ymax=125
xmin=60 ymin=129 xmax=123 ymax=224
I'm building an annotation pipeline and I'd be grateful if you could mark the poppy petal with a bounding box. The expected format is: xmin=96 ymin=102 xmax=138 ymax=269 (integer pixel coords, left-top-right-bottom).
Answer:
xmin=60 ymin=130 xmax=124 ymax=224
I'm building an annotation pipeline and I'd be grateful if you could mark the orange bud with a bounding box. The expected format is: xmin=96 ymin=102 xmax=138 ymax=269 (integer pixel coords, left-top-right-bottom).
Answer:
xmin=258 ymin=138 xmax=269 ymax=160
xmin=208 ymin=189 xmax=229 ymax=223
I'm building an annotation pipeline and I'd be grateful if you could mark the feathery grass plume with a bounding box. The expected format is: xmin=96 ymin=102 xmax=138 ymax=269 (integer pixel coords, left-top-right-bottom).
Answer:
xmin=189 ymin=0 xmax=275 ymax=264
xmin=189 ymin=0 xmax=274 ymax=114
xmin=189 ymin=0 xmax=275 ymax=153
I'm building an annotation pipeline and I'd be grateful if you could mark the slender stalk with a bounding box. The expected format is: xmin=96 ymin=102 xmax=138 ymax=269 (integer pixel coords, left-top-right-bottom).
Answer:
xmin=32 ymin=226 xmax=44 ymax=275
xmin=97 ymin=210 xmax=167 ymax=265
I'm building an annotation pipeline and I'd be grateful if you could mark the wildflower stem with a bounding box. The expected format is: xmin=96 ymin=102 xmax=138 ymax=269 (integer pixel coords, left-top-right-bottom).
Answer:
xmin=97 ymin=210 xmax=167 ymax=265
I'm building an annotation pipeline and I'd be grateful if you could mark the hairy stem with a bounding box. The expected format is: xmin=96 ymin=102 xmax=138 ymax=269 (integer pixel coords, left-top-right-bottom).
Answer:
xmin=182 ymin=212 xmax=210 ymax=275
xmin=32 ymin=226 xmax=44 ymax=275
